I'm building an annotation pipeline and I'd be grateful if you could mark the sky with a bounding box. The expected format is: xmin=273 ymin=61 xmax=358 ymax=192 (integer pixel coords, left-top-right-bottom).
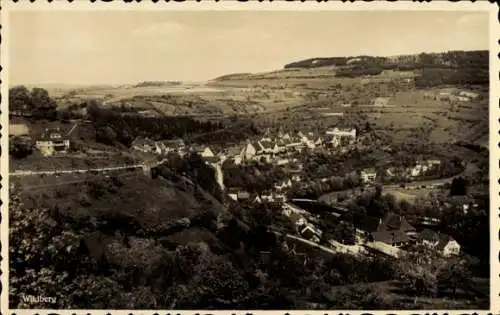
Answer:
xmin=9 ymin=10 xmax=489 ymax=85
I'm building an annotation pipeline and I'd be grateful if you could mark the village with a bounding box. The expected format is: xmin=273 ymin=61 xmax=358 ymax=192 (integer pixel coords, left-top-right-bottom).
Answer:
xmin=127 ymin=123 xmax=470 ymax=261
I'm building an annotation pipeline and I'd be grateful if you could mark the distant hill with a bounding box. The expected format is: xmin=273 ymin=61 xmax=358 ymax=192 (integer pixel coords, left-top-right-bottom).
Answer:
xmin=134 ymin=81 xmax=183 ymax=88
xmin=213 ymin=73 xmax=252 ymax=81
xmin=284 ymin=50 xmax=488 ymax=71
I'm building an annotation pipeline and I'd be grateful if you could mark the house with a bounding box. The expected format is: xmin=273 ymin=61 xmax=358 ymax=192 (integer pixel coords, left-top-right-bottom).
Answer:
xmin=410 ymin=159 xmax=441 ymax=177
xmin=361 ymin=168 xmax=377 ymax=184
xmin=132 ymin=137 xmax=154 ymax=153
xmin=198 ymin=146 xmax=215 ymax=158
xmin=228 ymin=193 xmax=238 ymax=201
xmin=285 ymin=137 xmax=304 ymax=151
xmin=291 ymin=174 xmax=302 ymax=182
xmin=326 ymin=127 xmax=357 ymax=139
xmin=258 ymin=140 xmax=278 ymax=155
xmin=227 ymin=188 xmax=240 ymax=201
xmin=240 ymin=142 xmax=258 ymax=161
xmin=237 ymin=190 xmax=250 ymax=200
xmin=260 ymin=193 xmax=275 ymax=202
xmin=253 ymin=195 xmax=262 ymax=203
xmin=223 ymin=146 xmax=243 ymax=165
xmin=459 ymin=90 xmax=479 ymax=99
xmin=279 ymin=132 xmax=291 ymax=140
xmin=260 ymin=128 xmax=273 ymax=143
xmin=437 ymin=235 xmax=461 ymax=257
xmin=418 ymin=229 xmax=441 ymax=247
xmin=438 ymin=92 xmax=451 ymax=101
xmin=276 ymin=138 xmax=290 ymax=153
xmin=426 ymin=159 xmax=441 ymax=166
xmin=276 ymin=158 xmax=290 ymax=166
xmin=275 ymin=179 xmax=292 ymax=191
xmin=353 ymin=212 xmax=416 ymax=247
xmin=324 ymin=134 xmax=340 ymax=148
xmin=419 ymin=230 xmax=460 ymax=257
xmin=455 ymin=96 xmax=470 ymax=102
xmin=274 ymin=193 xmax=287 ymax=202
xmin=9 ymin=123 xmax=30 ymax=137
xmin=154 ymin=139 xmax=186 ymax=155
xmin=35 ymin=128 xmax=70 ymax=157
xmin=410 ymin=164 xmax=426 ymax=177
xmin=379 ymin=212 xmax=417 ymax=237
xmin=301 ymin=224 xmax=322 ymax=243
xmin=373 ymin=97 xmax=390 ymax=107
xmin=288 ymin=213 xmax=307 ymax=230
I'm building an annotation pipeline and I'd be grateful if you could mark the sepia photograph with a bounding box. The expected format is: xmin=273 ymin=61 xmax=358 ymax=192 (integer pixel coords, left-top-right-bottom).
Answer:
xmin=2 ymin=3 xmax=496 ymax=311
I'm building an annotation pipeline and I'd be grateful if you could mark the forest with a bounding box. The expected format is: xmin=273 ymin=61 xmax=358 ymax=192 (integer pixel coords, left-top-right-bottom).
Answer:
xmin=87 ymin=103 xmax=224 ymax=147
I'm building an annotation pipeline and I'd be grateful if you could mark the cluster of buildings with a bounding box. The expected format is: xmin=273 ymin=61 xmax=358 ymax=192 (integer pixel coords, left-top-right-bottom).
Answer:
xmin=132 ymin=126 xmax=357 ymax=167
xmin=426 ymin=89 xmax=481 ymax=103
xmin=236 ymin=127 xmax=357 ymax=164
xmin=283 ymin=200 xmax=461 ymax=259
xmin=360 ymin=159 xmax=442 ymax=184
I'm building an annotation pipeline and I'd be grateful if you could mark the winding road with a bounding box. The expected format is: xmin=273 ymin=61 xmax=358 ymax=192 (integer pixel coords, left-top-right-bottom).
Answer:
xmin=9 ymin=157 xmax=169 ymax=177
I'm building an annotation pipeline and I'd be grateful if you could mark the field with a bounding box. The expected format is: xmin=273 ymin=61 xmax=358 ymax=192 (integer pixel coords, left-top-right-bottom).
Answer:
xmin=36 ymin=64 xmax=488 ymax=150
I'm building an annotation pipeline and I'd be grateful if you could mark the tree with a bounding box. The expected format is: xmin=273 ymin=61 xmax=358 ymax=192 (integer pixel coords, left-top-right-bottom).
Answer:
xmin=9 ymin=136 xmax=33 ymax=159
xmin=30 ymin=87 xmax=58 ymax=119
xmin=396 ymin=246 xmax=446 ymax=297
xmin=9 ymin=85 xmax=32 ymax=114
xmin=437 ymin=258 xmax=472 ymax=297
xmin=332 ymin=222 xmax=356 ymax=245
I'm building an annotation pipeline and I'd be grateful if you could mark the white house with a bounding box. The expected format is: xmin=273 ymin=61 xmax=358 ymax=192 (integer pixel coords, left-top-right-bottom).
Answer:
xmin=35 ymin=129 xmax=70 ymax=157
xmin=361 ymin=168 xmax=377 ymax=184
xmin=275 ymin=179 xmax=292 ymax=191
xmin=196 ymin=146 xmax=215 ymax=158
xmin=301 ymin=224 xmax=323 ymax=243
xmin=438 ymin=236 xmax=461 ymax=257
xmin=276 ymin=158 xmax=290 ymax=166
xmin=456 ymin=96 xmax=470 ymax=102
xmin=326 ymin=127 xmax=356 ymax=140
xmin=240 ymin=142 xmax=258 ymax=161
xmin=373 ymin=97 xmax=390 ymax=107
xmin=459 ymin=90 xmax=479 ymax=99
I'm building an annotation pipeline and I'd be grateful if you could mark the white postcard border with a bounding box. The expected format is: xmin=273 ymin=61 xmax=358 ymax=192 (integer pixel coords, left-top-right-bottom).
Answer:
xmin=1 ymin=1 xmax=498 ymax=314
